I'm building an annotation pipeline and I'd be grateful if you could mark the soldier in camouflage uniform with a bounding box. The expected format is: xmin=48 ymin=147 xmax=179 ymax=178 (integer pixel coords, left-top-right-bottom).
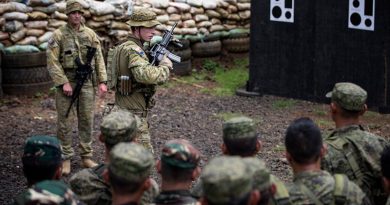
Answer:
xmin=12 ymin=180 xmax=83 ymax=205
xmin=47 ymin=0 xmax=108 ymax=175
xmin=380 ymin=146 xmax=390 ymax=205
xmin=103 ymin=142 xmax=155 ymax=205
xmin=285 ymin=117 xmax=370 ymax=205
xmin=154 ymin=139 xmax=201 ymax=205
xmin=112 ymin=8 xmax=172 ymax=154
xmin=21 ymin=135 xmax=63 ymax=187
xmin=320 ymin=82 xmax=388 ymax=204
xmin=69 ymin=110 xmax=159 ymax=205
xmin=200 ymin=156 xmax=260 ymax=205
xmin=192 ymin=116 xmax=291 ymax=205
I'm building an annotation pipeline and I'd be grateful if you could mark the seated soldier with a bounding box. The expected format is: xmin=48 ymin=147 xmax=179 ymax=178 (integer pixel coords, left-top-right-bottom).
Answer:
xmin=69 ymin=110 xmax=158 ymax=205
xmin=154 ymin=139 xmax=201 ymax=205
xmin=285 ymin=117 xmax=370 ymax=205
xmin=192 ymin=116 xmax=290 ymax=204
xmin=12 ymin=180 xmax=83 ymax=205
xmin=380 ymin=146 xmax=390 ymax=205
xmin=103 ymin=142 xmax=154 ymax=205
xmin=200 ymin=156 xmax=260 ymax=205
xmin=321 ymin=82 xmax=388 ymax=204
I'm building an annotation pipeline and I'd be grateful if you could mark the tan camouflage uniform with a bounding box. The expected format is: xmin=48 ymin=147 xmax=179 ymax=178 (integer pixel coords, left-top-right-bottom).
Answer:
xmin=113 ymin=9 xmax=171 ymax=153
xmin=287 ymin=170 xmax=370 ymax=205
xmin=321 ymin=83 xmax=389 ymax=204
xmin=47 ymin=5 xmax=107 ymax=159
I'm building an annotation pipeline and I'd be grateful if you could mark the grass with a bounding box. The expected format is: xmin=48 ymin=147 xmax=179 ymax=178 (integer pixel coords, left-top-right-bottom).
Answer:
xmin=315 ymin=119 xmax=333 ymax=129
xmin=272 ymin=99 xmax=297 ymax=109
xmin=214 ymin=112 xmax=246 ymax=121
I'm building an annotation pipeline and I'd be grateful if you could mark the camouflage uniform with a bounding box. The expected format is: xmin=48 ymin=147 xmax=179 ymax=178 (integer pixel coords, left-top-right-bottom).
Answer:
xmin=47 ymin=0 xmax=107 ymax=160
xmin=287 ymin=170 xmax=369 ymax=205
xmin=154 ymin=140 xmax=201 ymax=205
xmin=321 ymin=82 xmax=388 ymax=204
xmin=69 ymin=111 xmax=159 ymax=205
xmin=201 ymin=156 xmax=254 ymax=204
xmin=386 ymin=196 xmax=390 ymax=205
xmin=22 ymin=135 xmax=62 ymax=167
xmin=113 ymin=9 xmax=171 ymax=153
xmin=12 ymin=180 xmax=83 ymax=205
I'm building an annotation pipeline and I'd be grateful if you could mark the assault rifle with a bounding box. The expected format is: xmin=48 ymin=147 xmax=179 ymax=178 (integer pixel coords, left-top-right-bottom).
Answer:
xmin=65 ymin=46 xmax=97 ymax=118
xmin=150 ymin=22 xmax=182 ymax=66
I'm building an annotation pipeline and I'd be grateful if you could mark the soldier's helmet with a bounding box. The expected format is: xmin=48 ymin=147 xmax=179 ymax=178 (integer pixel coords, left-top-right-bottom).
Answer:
xmin=126 ymin=8 xmax=161 ymax=28
xmin=223 ymin=116 xmax=257 ymax=140
xmin=161 ymin=139 xmax=201 ymax=169
xmin=100 ymin=110 xmax=137 ymax=146
xmin=66 ymin=0 xmax=85 ymax=15
xmin=326 ymin=82 xmax=367 ymax=111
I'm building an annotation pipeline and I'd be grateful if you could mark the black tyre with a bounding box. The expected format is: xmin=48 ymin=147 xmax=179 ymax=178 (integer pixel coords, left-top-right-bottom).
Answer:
xmin=191 ymin=40 xmax=222 ymax=58
xmin=3 ymin=81 xmax=53 ymax=96
xmin=3 ymin=66 xmax=52 ymax=84
xmin=2 ymin=52 xmax=46 ymax=68
xmin=172 ymin=48 xmax=192 ymax=62
xmin=172 ymin=59 xmax=192 ymax=76
xmin=222 ymin=37 xmax=250 ymax=53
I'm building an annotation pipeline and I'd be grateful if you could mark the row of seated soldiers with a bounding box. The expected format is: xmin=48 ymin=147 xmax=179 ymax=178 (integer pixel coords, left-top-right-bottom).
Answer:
xmin=11 ymin=82 xmax=390 ymax=205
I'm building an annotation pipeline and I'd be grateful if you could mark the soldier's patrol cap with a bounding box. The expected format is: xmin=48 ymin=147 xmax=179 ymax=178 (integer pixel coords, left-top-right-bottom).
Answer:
xmin=18 ymin=180 xmax=82 ymax=205
xmin=223 ymin=116 xmax=257 ymax=141
xmin=66 ymin=0 xmax=84 ymax=15
xmin=201 ymin=156 xmax=253 ymax=204
xmin=161 ymin=139 xmax=201 ymax=169
xmin=109 ymin=142 xmax=154 ymax=182
xmin=100 ymin=110 xmax=137 ymax=146
xmin=22 ymin=135 xmax=62 ymax=165
xmin=242 ymin=157 xmax=271 ymax=191
xmin=326 ymin=82 xmax=367 ymax=111
xmin=126 ymin=8 xmax=161 ymax=28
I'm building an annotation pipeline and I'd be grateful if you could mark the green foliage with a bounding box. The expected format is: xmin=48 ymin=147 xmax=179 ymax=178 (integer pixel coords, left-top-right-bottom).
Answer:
xmin=202 ymin=59 xmax=222 ymax=72
xmin=272 ymin=99 xmax=297 ymax=109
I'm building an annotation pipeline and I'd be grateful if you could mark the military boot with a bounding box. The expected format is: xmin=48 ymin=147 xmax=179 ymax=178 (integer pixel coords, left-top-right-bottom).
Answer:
xmin=62 ymin=160 xmax=71 ymax=175
xmin=81 ymin=158 xmax=98 ymax=168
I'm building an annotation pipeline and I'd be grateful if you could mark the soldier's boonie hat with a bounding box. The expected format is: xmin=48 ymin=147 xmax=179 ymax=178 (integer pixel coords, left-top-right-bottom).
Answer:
xmin=66 ymin=0 xmax=84 ymax=15
xmin=223 ymin=116 xmax=257 ymax=140
xmin=126 ymin=9 xmax=161 ymax=28
xmin=201 ymin=156 xmax=253 ymax=204
xmin=100 ymin=110 xmax=137 ymax=146
xmin=242 ymin=157 xmax=271 ymax=191
xmin=326 ymin=82 xmax=367 ymax=111
xmin=21 ymin=180 xmax=82 ymax=205
xmin=109 ymin=142 xmax=154 ymax=182
xmin=23 ymin=135 xmax=62 ymax=164
xmin=161 ymin=139 xmax=201 ymax=169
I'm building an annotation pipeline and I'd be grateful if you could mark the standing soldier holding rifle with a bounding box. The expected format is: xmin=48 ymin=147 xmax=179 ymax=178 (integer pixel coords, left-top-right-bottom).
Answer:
xmin=110 ymin=8 xmax=175 ymax=153
xmin=46 ymin=0 xmax=107 ymax=175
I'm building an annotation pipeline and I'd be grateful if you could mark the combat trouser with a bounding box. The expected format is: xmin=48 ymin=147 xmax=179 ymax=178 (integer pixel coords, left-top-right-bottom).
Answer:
xmin=56 ymin=80 xmax=95 ymax=159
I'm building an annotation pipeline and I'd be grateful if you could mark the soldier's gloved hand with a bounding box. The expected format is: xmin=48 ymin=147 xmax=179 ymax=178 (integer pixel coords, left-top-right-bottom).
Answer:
xmin=159 ymin=54 xmax=173 ymax=69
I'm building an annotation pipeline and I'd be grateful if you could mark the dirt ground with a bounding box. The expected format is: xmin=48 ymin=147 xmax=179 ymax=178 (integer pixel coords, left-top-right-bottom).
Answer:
xmin=1 ymin=59 xmax=390 ymax=204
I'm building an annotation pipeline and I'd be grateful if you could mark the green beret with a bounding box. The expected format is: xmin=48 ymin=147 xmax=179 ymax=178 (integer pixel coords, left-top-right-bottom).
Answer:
xmin=326 ymin=82 xmax=367 ymax=111
xmin=161 ymin=139 xmax=201 ymax=169
xmin=223 ymin=116 xmax=257 ymax=140
xmin=201 ymin=156 xmax=253 ymax=204
xmin=100 ymin=110 xmax=137 ymax=146
xmin=109 ymin=142 xmax=154 ymax=182
xmin=23 ymin=135 xmax=62 ymax=165
xmin=242 ymin=157 xmax=271 ymax=191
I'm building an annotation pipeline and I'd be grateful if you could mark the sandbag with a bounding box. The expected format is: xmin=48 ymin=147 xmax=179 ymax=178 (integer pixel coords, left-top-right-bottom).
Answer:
xmin=194 ymin=14 xmax=209 ymax=22
xmin=168 ymin=2 xmax=191 ymax=12
xmin=3 ymin=45 xmax=40 ymax=54
xmin=48 ymin=19 xmax=67 ymax=28
xmin=197 ymin=21 xmax=212 ymax=27
xmin=216 ymin=8 xmax=229 ymax=18
xmin=39 ymin=42 xmax=48 ymax=50
xmin=3 ymin=21 xmax=24 ymax=33
xmin=237 ymin=3 xmax=250 ymax=10
xmin=217 ymin=0 xmax=229 ymax=8
xmin=0 ymin=3 xmax=14 ymax=15
xmin=110 ymin=21 xmax=129 ymax=30
xmin=239 ymin=10 xmax=250 ymax=19
xmin=156 ymin=14 xmax=169 ymax=23
xmin=169 ymin=14 xmax=182 ymax=21
xmin=144 ymin=0 xmax=169 ymax=8
xmin=89 ymin=1 xmax=116 ymax=15
xmin=227 ymin=14 xmax=240 ymax=21
xmin=10 ymin=28 xmax=26 ymax=42
xmin=190 ymin=7 xmax=204 ymax=14
xmin=108 ymin=30 xmax=129 ymax=38
xmin=209 ymin=25 xmax=225 ymax=32
xmin=28 ymin=0 xmax=56 ymax=6
xmin=224 ymin=24 xmax=237 ymax=30
xmin=187 ymin=0 xmax=203 ymax=7
xmin=181 ymin=27 xmax=198 ymax=35
xmin=86 ymin=20 xmax=109 ymax=28
xmin=198 ymin=27 xmax=209 ymax=35
xmin=181 ymin=13 xmax=192 ymax=21
xmin=166 ymin=6 xmax=179 ymax=14
xmin=227 ymin=5 xmax=238 ymax=13
xmin=24 ymin=21 xmax=48 ymax=29
xmin=33 ymin=5 xmax=58 ymax=14
xmin=205 ymin=10 xmax=221 ymax=18
xmin=0 ymin=18 xmax=5 ymax=26
xmin=151 ymin=8 xmax=165 ymax=15
xmin=27 ymin=11 xmax=48 ymax=20
xmin=228 ymin=28 xmax=249 ymax=37
xmin=183 ymin=19 xmax=196 ymax=28
xmin=54 ymin=2 xmax=66 ymax=13
xmin=0 ymin=32 xmax=9 ymax=41
xmin=203 ymin=0 xmax=218 ymax=9
xmin=16 ymin=36 xmax=38 ymax=45
xmin=1 ymin=39 xmax=13 ymax=47
xmin=26 ymin=29 xmax=45 ymax=36
xmin=3 ymin=12 xmax=29 ymax=21
xmin=51 ymin=11 xmax=68 ymax=20
xmin=92 ymin=14 xmax=114 ymax=22
xmin=211 ymin=18 xmax=222 ymax=25
xmin=10 ymin=2 xmax=33 ymax=13
xmin=0 ymin=43 xmax=4 ymax=50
